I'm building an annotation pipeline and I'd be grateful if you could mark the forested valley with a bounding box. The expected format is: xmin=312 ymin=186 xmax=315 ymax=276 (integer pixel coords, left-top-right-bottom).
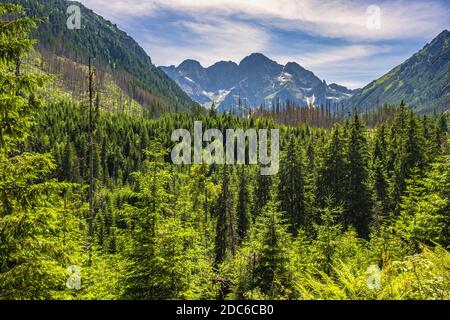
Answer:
xmin=1 ymin=4 xmax=449 ymax=300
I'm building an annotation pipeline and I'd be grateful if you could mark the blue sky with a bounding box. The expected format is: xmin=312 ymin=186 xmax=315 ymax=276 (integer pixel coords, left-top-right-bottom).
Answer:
xmin=80 ymin=0 xmax=450 ymax=89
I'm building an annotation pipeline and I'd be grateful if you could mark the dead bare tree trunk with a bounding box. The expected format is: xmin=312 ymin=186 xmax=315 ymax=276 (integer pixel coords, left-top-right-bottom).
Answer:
xmin=88 ymin=57 xmax=95 ymax=265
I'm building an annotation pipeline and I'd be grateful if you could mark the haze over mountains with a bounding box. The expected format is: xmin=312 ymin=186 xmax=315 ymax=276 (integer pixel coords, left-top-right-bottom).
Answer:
xmin=162 ymin=54 xmax=359 ymax=112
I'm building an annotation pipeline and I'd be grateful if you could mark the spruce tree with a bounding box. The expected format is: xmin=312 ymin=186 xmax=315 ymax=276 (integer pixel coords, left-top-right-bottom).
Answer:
xmin=255 ymin=168 xmax=272 ymax=217
xmin=253 ymin=201 xmax=291 ymax=298
xmin=396 ymin=154 xmax=450 ymax=248
xmin=345 ymin=113 xmax=373 ymax=238
xmin=122 ymin=141 xmax=170 ymax=299
xmin=278 ymin=135 xmax=306 ymax=235
xmin=372 ymin=124 xmax=390 ymax=222
xmin=436 ymin=114 xmax=448 ymax=152
xmin=314 ymin=197 xmax=344 ymax=275
xmin=0 ymin=4 xmax=44 ymax=153
xmin=237 ymin=167 xmax=251 ymax=243
xmin=214 ymin=165 xmax=236 ymax=265
xmin=0 ymin=4 xmax=77 ymax=299
xmin=316 ymin=124 xmax=348 ymax=209
xmin=187 ymin=164 xmax=220 ymax=249
xmin=393 ymin=111 xmax=425 ymax=211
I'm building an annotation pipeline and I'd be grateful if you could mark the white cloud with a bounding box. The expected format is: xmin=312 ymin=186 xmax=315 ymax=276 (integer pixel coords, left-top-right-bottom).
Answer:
xmin=335 ymin=81 xmax=368 ymax=90
xmin=140 ymin=18 xmax=270 ymax=67
xmin=78 ymin=0 xmax=449 ymax=87
xmin=273 ymin=45 xmax=410 ymax=89
xmin=79 ymin=0 xmax=156 ymax=18
xmin=81 ymin=0 xmax=450 ymax=40
xmin=274 ymin=45 xmax=391 ymax=67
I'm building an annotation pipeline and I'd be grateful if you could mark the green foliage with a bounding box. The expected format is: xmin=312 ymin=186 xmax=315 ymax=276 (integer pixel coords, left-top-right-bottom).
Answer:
xmin=294 ymin=245 xmax=450 ymax=300
xmin=9 ymin=0 xmax=194 ymax=112
xmin=313 ymin=199 xmax=345 ymax=275
xmin=345 ymin=113 xmax=373 ymax=238
xmin=278 ymin=135 xmax=306 ymax=235
xmin=0 ymin=154 xmax=75 ymax=299
xmin=214 ymin=165 xmax=236 ymax=266
xmin=0 ymin=5 xmax=81 ymax=299
xmin=347 ymin=30 xmax=450 ymax=114
xmin=0 ymin=4 xmax=47 ymax=154
xmin=372 ymin=124 xmax=390 ymax=218
xmin=22 ymin=101 xmax=448 ymax=300
xmin=237 ymin=167 xmax=251 ymax=243
xmin=1 ymin=3 xmax=449 ymax=300
xmin=224 ymin=201 xmax=292 ymax=300
xmin=395 ymin=155 xmax=450 ymax=248
xmin=253 ymin=201 xmax=292 ymax=298
xmin=120 ymin=142 xmax=216 ymax=299
xmin=316 ymin=124 xmax=348 ymax=208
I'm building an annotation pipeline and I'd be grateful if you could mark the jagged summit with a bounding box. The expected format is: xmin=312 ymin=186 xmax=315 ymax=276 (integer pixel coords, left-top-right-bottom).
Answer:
xmin=162 ymin=53 xmax=357 ymax=111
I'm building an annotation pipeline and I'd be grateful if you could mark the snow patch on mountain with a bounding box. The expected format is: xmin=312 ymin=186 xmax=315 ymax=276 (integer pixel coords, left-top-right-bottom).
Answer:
xmin=161 ymin=53 xmax=360 ymax=111
xmin=277 ymin=72 xmax=293 ymax=84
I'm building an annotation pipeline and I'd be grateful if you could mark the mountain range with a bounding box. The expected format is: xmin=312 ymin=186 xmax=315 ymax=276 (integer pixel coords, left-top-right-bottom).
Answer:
xmin=162 ymin=54 xmax=359 ymax=112
xmin=11 ymin=0 xmax=194 ymax=112
xmin=163 ymin=30 xmax=450 ymax=114
xmin=12 ymin=0 xmax=450 ymax=115
xmin=347 ymin=30 xmax=450 ymax=114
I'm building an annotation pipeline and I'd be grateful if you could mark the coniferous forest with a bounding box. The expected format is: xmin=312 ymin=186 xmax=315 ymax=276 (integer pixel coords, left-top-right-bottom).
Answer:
xmin=1 ymin=3 xmax=449 ymax=301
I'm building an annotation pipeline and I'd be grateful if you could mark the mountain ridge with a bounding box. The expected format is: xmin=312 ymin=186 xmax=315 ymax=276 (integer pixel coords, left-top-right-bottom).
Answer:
xmin=11 ymin=0 xmax=195 ymax=112
xmin=161 ymin=53 xmax=359 ymax=111
xmin=346 ymin=30 xmax=450 ymax=114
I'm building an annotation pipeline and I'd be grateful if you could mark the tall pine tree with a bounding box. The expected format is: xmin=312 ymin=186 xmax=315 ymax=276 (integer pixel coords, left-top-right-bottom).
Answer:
xmin=214 ymin=165 xmax=236 ymax=265
xmin=278 ymin=135 xmax=306 ymax=235
xmin=345 ymin=112 xmax=373 ymax=238
xmin=0 ymin=4 xmax=77 ymax=299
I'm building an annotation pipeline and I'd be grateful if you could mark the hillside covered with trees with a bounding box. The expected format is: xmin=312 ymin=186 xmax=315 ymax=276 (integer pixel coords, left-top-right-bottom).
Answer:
xmin=0 ymin=3 xmax=449 ymax=300
xmin=346 ymin=30 xmax=450 ymax=114
xmin=8 ymin=0 xmax=195 ymax=114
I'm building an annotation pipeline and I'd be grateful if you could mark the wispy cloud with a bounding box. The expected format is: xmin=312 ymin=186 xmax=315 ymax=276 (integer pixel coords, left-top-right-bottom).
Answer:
xmin=273 ymin=45 xmax=403 ymax=88
xmin=80 ymin=0 xmax=157 ymax=18
xmin=274 ymin=45 xmax=391 ymax=67
xmin=81 ymin=0 xmax=449 ymax=40
xmin=79 ymin=0 xmax=450 ymax=88
xmin=139 ymin=17 xmax=270 ymax=67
